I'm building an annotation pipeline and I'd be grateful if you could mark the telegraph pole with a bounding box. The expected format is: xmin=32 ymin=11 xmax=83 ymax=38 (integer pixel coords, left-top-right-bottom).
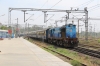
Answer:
xmin=23 ymin=11 xmax=26 ymax=23
xmin=21 ymin=10 xmax=26 ymax=36
xmin=65 ymin=13 xmax=69 ymax=25
xmin=43 ymin=11 xmax=47 ymax=22
xmin=24 ymin=11 xmax=26 ymax=36
xmin=55 ymin=21 xmax=58 ymax=27
xmin=8 ymin=8 xmax=12 ymax=39
xmin=17 ymin=18 xmax=18 ymax=37
xmin=43 ymin=11 xmax=47 ymax=27
xmin=15 ymin=18 xmax=18 ymax=38
xmin=65 ymin=15 xmax=67 ymax=25
xmin=78 ymin=20 xmax=79 ymax=38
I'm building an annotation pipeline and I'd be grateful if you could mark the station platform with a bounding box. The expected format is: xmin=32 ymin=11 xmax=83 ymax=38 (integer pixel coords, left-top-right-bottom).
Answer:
xmin=0 ymin=38 xmax=72 ymax=66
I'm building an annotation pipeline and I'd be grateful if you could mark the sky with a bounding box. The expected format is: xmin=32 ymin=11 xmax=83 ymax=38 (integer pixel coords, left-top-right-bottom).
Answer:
xmin=0 ymin=0 xmax=100 ymax=32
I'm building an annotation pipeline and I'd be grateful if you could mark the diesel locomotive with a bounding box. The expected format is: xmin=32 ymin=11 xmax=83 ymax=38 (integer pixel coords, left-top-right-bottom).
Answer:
xmin=27 ymin=24 xmax=79 ymax=48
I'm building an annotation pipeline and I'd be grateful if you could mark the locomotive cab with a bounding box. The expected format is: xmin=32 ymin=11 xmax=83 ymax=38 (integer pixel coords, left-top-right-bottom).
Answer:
xmin=61 ymin=24 xmax=78 ymax=47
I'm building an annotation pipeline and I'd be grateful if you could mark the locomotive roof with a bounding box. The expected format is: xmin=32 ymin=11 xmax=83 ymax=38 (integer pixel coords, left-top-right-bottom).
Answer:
xmin=61 ymin=24 xmax=76 ymax=28
xmin=29 ymin=29 xmax=47 ymax=33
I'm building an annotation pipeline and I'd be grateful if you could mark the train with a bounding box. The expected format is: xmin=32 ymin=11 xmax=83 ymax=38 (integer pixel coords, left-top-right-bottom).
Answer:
xmin=26 ymin=24 xmax=79 ymax=48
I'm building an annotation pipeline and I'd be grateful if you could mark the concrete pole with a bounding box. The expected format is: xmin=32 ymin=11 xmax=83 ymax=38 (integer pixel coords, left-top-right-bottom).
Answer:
xmin=44 ymin=11 xmax=47 ymax=27
xmin=17 ymin=18 xmax=18 ymax=36
xmin=24 ymin=11 xmax=26 ymax=23
xmin=8 ymin=8 xmax=12 ymax=39
xmin=78 ymin=20 xmax=79 ymax=38
xmin=65 ymin=13 xmax=69 ymax=25
xmin=23 ymin=11 xmax=26 ymax=36
xmin=44 ymin=11 xmax=47 ymax=23
xmin=65 ymin=15 xmax=67 ymax=25
xmin=16 ymin=18 xmax=18 ymax=38
xmin=84 ymin=7 xmax=88 ymax=41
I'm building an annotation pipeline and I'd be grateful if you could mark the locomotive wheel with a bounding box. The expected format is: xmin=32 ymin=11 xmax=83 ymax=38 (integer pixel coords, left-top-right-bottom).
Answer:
xmin=48 ymin=39 xmax=50 ymax=43
xmin=59 ymin=41 xmax=63 ymax=47
xmin=50 ymin=40 xmax=53 ymax=44
xmin=64 ymin=44 xmax=68 ymax=48
xmin=57 ymin=41 xmax=59 ymax=46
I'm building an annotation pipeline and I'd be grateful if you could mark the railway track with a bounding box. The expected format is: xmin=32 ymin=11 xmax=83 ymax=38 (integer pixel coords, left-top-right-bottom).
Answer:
xmin=27 ymin=37 xmax=100 ymax=66
xmin=72 ymin=47 xmax=100 ymax=58
xmin=79 ymin=44 xmax=100 ymax=50
xmin=29 ymin=38 xmax=100 ymax=59
xmin=27 ymin=38 xmax=87 ymax=66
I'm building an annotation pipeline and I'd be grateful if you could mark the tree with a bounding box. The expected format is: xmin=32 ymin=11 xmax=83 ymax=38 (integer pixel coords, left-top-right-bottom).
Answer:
xmin=0 ymin=25 xmax=8 ymax=30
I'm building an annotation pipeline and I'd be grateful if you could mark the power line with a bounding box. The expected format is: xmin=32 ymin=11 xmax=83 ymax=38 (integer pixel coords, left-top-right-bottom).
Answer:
xmin=71 ymin=0 xmax=94 ymax=18
xmin=77 ymin=0 xmax=94 ymax=8
xmin=40 ymin=0 xmax=48 ymax=8
xmin=84 ymin=4 xmax=100 ymax=13
xmin=34 ymin=14 xmax=43 ymax=21
xmin=72 ymin=0 xmax=94 ymax=18
xmin=49 ymin=0 xmax=62 ymax=9
xmin=31 ymin=0 xmax=48 ymax=21
xmin=34 ymin=0 xmax=62 ymax=21
xmin=46 ymin=14 xmax=55 ymax=22
xmin=73 ymin=4 xmax=100 ymax=17
xmin=88 ymin=4 xmax=99 ymax=10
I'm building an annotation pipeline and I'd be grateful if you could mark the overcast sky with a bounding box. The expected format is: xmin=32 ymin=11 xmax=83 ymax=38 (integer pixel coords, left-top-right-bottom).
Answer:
xmin=0 ymin=0 xmax=100 ymax=32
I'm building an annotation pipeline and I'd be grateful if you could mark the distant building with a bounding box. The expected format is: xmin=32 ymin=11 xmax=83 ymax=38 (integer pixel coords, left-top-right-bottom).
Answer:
xmin=0 ymin=30 xmax=8 ymax=38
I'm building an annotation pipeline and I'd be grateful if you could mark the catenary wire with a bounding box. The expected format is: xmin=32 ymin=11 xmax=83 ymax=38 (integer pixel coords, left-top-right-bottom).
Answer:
xmin=34 ymin=0 xmax=62 ymax=21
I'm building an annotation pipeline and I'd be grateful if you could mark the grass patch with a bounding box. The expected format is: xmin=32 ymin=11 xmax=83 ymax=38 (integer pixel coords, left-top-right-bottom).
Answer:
xmin=98 ymin=39 xmax=100 ymax=43
xmin=26 ymin=38 xmax=100 ymax=66
xmin=71 ymin=60 xmax=82 ymax=66
xmin=47 ymin=45 xmax=79 ymax=60
xmin=42 ymin=47 xmax=57 ymax=55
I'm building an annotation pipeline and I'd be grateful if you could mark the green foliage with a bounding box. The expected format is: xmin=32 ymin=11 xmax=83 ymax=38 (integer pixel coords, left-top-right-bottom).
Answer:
xmin=98 ymin=39 xmax=100 ymax=43
xmin=0 ymin=25 xmax=8 ymax=30
xmin=85 ymin=56 xmax=89 ymax=60
xmin=71 ymin=60 xmax=82 ymax=66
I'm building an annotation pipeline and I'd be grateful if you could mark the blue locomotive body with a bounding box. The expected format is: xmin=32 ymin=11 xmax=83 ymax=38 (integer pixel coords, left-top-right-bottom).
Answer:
xmin=47 ymin=24 xmax=78 ymax=47
xmin=66 ymin=24 xmax=76 ymax=38
xmin=27 ymin=24 xmax=78 ymax=48
xmin=53 ymin=27 xmax=61 ymax=38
